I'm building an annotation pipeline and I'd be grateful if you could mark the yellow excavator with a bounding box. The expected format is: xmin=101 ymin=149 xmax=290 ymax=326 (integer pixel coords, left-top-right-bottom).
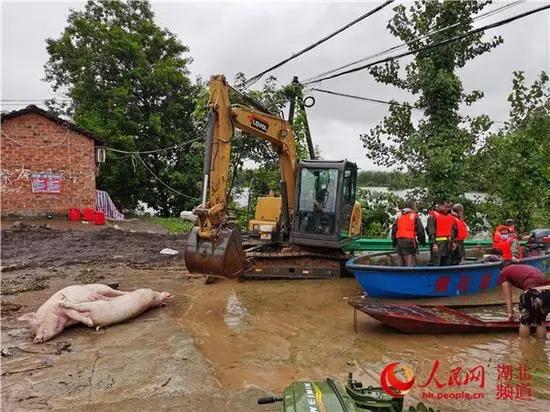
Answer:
xmin=184 ymin=74 xmax=362 ymax=279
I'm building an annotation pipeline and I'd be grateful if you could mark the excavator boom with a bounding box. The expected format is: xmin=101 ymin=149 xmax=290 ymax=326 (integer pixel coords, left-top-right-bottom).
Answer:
xmin=184 ymin=74 xmax=297 ymax=278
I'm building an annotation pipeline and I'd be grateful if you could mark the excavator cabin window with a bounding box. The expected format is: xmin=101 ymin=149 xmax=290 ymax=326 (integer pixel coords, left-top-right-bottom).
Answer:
xmin=297 ymin=168 xmax=339 ymax=236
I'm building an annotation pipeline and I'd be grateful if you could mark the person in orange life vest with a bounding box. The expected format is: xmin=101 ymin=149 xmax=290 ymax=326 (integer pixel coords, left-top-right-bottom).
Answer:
xmin=493 ymin=222 xmax=522 ymax=260
xmin=425 ymin=200 xmax=458 ymax=266
xmin=449 ymin=203 xmax=469 ymax=265
xmin=390 ymin=200 xmax=426 ymax=266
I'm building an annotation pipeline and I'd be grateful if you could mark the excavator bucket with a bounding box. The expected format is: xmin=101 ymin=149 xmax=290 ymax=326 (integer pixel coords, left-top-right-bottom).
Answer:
xmin=184 ymin=226 xmax=246 ymax=278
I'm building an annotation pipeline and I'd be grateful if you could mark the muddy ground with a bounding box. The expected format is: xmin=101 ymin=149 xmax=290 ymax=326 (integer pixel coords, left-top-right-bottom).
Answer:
xmin=1 ymin=222 xmax=549 ymax=411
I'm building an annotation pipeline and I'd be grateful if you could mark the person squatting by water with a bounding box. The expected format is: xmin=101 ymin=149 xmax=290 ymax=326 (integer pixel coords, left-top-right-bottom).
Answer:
xmin=499 ymin=262 xmax=550 ymax=339
xmin=391 ymin=200 xmax=426 ymax=267
xmin=449 ymin=203 xmax=469 ymax=265
xmin=426 ymin=200 xmax=458 ymax=266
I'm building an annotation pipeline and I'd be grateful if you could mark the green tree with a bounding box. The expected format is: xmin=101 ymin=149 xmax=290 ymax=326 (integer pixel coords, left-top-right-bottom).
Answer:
xmin=361 ymin=0 xmax=501 ymax=204
xmin=44 ymin=0 xmax=202 ymax=216
xmin=357 ymin=189 xmax=403 ymax=237
xmin=478 ymin=71 xmax=550 ymax=232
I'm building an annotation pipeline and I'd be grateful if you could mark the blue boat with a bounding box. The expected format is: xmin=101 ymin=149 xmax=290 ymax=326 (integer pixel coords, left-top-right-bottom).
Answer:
xmin=346 ymin=252 xmax=550 ymax=299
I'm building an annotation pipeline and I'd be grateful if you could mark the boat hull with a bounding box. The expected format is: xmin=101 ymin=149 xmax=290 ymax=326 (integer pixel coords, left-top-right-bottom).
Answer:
xmin=346 ymin=253 xmax=549 ymax=299
xmin=350 ymin=302 xmax=550 ymax=334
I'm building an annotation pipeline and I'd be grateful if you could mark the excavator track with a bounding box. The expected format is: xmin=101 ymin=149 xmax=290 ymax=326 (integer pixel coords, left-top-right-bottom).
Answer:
xmin=241 ymin=243 xmax=352 ymax=280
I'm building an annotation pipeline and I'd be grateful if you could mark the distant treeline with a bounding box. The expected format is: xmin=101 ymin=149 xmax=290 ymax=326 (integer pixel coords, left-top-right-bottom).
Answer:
xmin=357 ymin=171 xmax=408 ymax=189
xmin=357 ymin=170 xmax=488 ymax=192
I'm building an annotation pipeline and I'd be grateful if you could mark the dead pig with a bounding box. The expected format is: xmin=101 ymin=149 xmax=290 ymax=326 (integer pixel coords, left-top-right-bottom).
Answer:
xmin=59 ymin=288 xmax=173 ymax=328
xmin=18 ymin=284 xmax=128 ymax=343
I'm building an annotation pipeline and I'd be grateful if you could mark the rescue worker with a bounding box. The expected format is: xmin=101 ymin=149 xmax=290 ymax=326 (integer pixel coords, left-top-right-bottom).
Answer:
xmin=426 ymin=200 xmax=457 ymax=266
xmin=493 ymin=222 xmax=522 ymax=260
xmin=499 ymin=263 xmax=550 ymax=339
xmin=449 ymin=203 xmax=469 ymax=265
xmin=390 ymin=200 xmax=426 ymax=266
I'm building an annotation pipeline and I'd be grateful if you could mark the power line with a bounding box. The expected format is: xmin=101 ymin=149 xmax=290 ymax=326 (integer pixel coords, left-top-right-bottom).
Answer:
xmin=304 ymin=0 xmax=524 ymax=84
xmin=304 ymin=4 xmax=550 ymax=85
xmin=134 ymin=153 xmax=199 ymax=201
xmin=312 ymin=88 xmax=422 ymax=111
xmin=105 ymin=136 xmax=203 ymax=155
xmin=312 ymin=88 xmax=508 ymax=125
xmin=243 ymin=0 xmax=395 ymax=88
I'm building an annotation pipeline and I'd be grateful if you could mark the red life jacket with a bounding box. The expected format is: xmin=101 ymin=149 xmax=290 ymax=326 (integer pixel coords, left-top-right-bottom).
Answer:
xmin=396 ymin=212 xmax=417 ymax=239
xmin=430 ymin=210 xmax=454 ymax=237
xmin=453 ymin=216 xmax=469 ymax=241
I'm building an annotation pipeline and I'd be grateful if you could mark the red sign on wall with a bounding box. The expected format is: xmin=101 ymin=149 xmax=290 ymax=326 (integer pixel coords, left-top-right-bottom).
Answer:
xmin=31 ymin=173 xmax=62 ymax=193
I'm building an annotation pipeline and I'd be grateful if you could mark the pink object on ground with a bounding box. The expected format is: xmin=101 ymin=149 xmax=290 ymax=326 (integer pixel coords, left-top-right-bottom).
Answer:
xmin=59 ymin=288 xmax=173 ymax=327
xmin=18 ymin=284 xmax=129 ymax=343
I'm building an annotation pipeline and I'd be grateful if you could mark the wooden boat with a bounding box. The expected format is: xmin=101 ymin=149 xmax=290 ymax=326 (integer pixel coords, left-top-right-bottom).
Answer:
xmin=346 ymin=250 xmax=549 ymax=299
xmin=349 ymin=301 xmax=550 ymax=334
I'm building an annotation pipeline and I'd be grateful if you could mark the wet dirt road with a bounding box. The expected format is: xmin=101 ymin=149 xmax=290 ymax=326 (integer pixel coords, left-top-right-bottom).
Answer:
xmin=2 ymin=224 xmax=549 ymax=411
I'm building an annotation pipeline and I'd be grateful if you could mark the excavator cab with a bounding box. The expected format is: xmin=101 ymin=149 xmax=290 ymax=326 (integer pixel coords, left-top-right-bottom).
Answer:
xmin=291 ymin=160 xmax=359 ymax=249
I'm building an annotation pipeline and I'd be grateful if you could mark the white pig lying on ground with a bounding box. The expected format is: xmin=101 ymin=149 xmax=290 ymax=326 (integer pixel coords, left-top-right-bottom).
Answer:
xmin=19 ymin=284 xmax=128 ymax=343
xmin=59 ymin=288 xmax=173 ymax=328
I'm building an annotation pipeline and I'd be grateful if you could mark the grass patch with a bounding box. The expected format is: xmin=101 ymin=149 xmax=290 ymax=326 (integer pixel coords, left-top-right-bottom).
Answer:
xmin=148 ymin=217 xmax=195 ymax=234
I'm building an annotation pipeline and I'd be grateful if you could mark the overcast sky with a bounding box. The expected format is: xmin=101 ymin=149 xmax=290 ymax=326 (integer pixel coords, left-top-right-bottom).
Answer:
xmin=2 ymin=1 xmax=549 ymax=170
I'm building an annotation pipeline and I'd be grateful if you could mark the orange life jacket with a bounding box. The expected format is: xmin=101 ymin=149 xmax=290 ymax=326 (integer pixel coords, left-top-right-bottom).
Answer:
xmin=493 ymin=225 xmax=510 ymax=244
xmin=453 ymin=216 xmax=469 ymax=241
xmin=494 ymin=239 xmax=513 ymax=260
xmin=430 ymin=210 xmax=454 ymax=237
xmin=396 ymin=212 xmax=417 ymax=239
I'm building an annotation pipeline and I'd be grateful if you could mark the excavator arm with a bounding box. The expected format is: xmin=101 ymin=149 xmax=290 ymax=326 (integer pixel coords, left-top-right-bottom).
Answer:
xmin=185 ymin=74 xmax=297 ymax=278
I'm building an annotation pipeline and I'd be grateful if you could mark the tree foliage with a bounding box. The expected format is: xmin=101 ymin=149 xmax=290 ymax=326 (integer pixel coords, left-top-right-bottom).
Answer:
xmin=357 ymin=189 xmax=403 ymax=237
xmin=357 ymin=170 xmax=408 ymax=189
xmin=477 ymin=71 xmax=550 ymax=232
xmin=361 ymin=0 xmax=501 ymax=204
xmin=44 ymin=0 xmax=202 ymax=216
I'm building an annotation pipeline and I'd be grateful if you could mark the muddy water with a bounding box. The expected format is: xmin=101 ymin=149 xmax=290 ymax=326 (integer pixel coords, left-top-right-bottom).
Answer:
xmin=179 ymin=279 xmax=550 ymax=411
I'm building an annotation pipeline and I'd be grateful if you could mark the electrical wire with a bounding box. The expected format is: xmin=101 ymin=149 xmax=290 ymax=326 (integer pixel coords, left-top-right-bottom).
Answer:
xmin=134 ymin=153 xmax=199 ymax=200
xmin=1 ymin=129 xmax=70 ymax=149
xmin=303 ymin=0 xmax=525 ymax=84
xmin=105 ymin=136 xmax=203 ymax=155
xmin=243 ymin=0 xmax=395 ymax=88
xmin=312 ymin=87 xmax=508 ymax=124
xmin=304 ymin=3 xmax=549 ymax=85
xmin=312 ymin=88 xmax=422 ymax=111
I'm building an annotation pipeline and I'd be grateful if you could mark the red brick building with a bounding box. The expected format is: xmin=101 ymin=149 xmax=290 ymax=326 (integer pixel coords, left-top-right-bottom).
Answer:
xmin=1 ymin=105 xmax=103 ymax=217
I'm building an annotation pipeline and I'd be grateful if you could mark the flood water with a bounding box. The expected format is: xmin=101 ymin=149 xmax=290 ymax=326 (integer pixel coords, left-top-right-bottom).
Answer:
xmin=179 ymin=278 xmax=549 ymax=411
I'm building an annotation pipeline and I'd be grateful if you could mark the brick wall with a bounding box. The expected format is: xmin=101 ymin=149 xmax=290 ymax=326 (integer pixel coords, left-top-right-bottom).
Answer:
xmin=1 ymin=113 xmax=97 ymax=216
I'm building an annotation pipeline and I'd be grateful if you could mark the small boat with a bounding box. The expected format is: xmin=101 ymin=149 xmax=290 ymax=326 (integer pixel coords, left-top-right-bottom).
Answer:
xmin=349 ymin=301 xmax=550 ymax=334
xmin=346 ymin=250 xmax=549 ymax=299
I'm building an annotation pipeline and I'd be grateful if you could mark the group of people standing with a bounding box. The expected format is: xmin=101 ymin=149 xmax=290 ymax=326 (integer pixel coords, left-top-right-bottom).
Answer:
xmin=390 ymin=200 xmax=468 ymax=267
xmin=391 ymin=201 xmax=549 ymax=338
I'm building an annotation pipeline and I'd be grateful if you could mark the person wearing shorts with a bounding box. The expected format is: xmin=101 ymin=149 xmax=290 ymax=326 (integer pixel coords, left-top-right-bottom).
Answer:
xmin=391 ymin=200 xmax=426 ymax=266
xmin=499 ymin=263 xmax=550 ymax=339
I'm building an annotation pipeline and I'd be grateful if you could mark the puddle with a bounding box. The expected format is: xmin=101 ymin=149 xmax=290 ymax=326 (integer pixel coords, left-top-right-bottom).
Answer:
xmin=179 ymin=279 xmax=550 ymax=411
xmin=224 ymin=291 xmax=249 ymax=332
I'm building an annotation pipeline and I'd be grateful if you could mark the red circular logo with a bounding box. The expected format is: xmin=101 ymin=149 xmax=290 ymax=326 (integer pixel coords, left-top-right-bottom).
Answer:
xmin=380 ymin=362 xmax=415 ymax=397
